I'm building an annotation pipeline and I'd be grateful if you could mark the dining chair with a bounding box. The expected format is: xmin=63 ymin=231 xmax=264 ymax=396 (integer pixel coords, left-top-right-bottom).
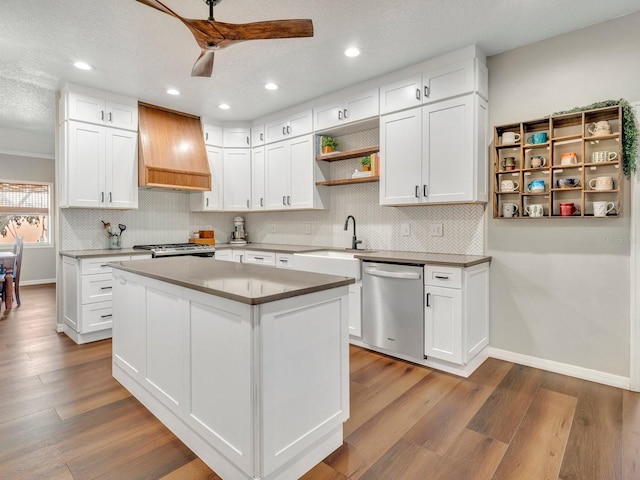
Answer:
xmin=11 ymin=237 xmax=23 ymax=307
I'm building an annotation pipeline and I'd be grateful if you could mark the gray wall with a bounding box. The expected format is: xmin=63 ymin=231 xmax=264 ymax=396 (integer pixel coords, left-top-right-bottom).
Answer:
xmin=0 ymin=152 xmax=56 ymax=284
xmin=486 ymin=12 xmax=640 ymax=377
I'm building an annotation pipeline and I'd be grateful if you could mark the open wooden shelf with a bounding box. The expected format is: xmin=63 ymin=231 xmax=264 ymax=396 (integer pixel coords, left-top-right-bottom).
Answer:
xmin=316 ymin=175 xmax=379 ymax=186
xmin=316 ymin=146 xmax=379 ymax=162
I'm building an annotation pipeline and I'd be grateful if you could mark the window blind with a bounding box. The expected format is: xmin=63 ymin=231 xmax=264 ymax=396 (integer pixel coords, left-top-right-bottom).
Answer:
xmin=0 ymin=182 xmax=49 ymax=215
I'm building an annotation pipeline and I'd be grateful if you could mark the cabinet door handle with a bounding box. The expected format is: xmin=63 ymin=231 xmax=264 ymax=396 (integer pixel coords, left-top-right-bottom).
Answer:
xmin=100 ymin=286 xmax=113 ymax=290
xmin=338 ymin=110 xmax=343 ymax=120
xmin=100 ymin=264 xmax=108 ymax=267
xmin=109 ymin=192 xmax=112 ymax=203
xmin=108 ymin=112 xmax=112 ymax=122
xmin=282 ymin=196 xmax=286 ymax=206
xmin=100 ymin=110 xmax=105 ymax=121
xmin=426 ymin=293 xmax=430 ymax=307
xmin=283 ymin=126 xmax=287 ymax=135
xmin=205 ymin=132 xmax=209 ymax=141
xmin=279 ymin=258 xmax=288 ymax=264
xmin=415 ymin=185 xmax=420 ymax=198
xmin=286 ymin=125 xmax=291 ymax=134
xmin=424 ymin=85 xmax=430 ymax=98
xmin=287 ymin=195 xmax=291 ymax=205
xmin=260 ymin=133 xmax=263 ymax=141
xmin=416 ymin=88 xmax=421 ymax=100
xmin=423 ymin=185 xmax=428 ymax=197
xmin=101 ymin=192 xmax=104 ymax=202
xmin=435 ymin=275 xmax=450 ymax=280
xmin=101 ymin=314 xmax=113 ymax=319
xmin=260 ymin=197 xmax=263 ymax=207
xmin=206 ymin=198 xmax=209 ymax=207
xmin=246 ymin=136 xmax=250 ymax=145
xmin=343 ymin=109 xmax=348 ymax=119
xmin=246 ymin=199 xmax=250 ymax=208
xmin=254 ymin=256 xmax=264 ymax=261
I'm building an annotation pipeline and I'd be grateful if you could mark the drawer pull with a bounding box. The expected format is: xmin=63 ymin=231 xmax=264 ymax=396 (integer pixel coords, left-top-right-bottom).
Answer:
xmin=101 ymin=314 xmax=112 ymax=319
xmin=100 ymin=264 xmax=108 ymax=267
xmin=279 ymin=258 xmax=288 ymax=263
xmin=434 ymin=275 xmax=450 ymax=280
xmin=100 ymin=286 xmax=113 ymax=290
xmin=254 ymin=257 xmax=264 ymax=261
xmin=426 ymin=293 xmax=431 ymax=307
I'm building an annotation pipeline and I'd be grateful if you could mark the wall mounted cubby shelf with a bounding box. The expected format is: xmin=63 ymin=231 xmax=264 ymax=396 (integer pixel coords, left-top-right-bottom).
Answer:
xmin=494 ymin=105 xmax=622 ymax=219
xmin=315 ymin=145 xmax=380 ymax=186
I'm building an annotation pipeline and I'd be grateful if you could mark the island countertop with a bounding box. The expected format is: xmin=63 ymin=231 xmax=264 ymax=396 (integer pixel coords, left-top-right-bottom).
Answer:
xmin=110 ymin=256 xmax=354 ymax=305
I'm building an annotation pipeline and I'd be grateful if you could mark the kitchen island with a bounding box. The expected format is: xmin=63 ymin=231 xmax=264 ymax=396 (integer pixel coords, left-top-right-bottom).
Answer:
xmin=110 ymin=257 xmax=353 ymax=480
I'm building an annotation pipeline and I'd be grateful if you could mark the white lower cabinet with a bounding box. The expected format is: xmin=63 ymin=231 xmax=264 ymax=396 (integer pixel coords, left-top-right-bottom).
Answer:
xmin=244 ymin=250 xmax=275 ymax=266
xmin=214 ymin=250 xmax=233 ymax=262
xmin=62 ymin=253 xmax=151 ymax=344
xmin=348 ymin=282 xmax=362 ymax=337
xmin=275 ymin=253 xmax=294 ymax=269
xmin=424 ymin=263 xmax=489 ymax=366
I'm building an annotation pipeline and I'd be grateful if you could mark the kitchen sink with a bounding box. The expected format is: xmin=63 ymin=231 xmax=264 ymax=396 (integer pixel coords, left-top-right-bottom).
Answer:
xmin=293 ymin=250 xmax=372 ymax=280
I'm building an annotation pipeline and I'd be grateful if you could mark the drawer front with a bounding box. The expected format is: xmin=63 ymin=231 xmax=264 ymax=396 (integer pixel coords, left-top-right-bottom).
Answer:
xmin=81 ymin=301 xmax=113 ymax=333
xmin=244 ymin=250 xmax=276 ymax=266
xmin=424 ymin=265 xmax=462 ymax=289
xmin=275 ymin=253 xmax=294 ymax=269
xmin=81 ymin=255 xmax=130 ymax=275
xmin=81 ymin=273 xmax=114 ymax=303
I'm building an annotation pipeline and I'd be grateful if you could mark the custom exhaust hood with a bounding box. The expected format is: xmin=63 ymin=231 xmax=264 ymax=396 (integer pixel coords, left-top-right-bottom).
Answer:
xmin=138 ymin=102 xmax=211 ymax=191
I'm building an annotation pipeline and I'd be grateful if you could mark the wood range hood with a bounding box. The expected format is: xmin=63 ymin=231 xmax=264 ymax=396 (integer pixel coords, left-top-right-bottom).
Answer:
xmin=138 ymin=102 xmax=211 ymax=191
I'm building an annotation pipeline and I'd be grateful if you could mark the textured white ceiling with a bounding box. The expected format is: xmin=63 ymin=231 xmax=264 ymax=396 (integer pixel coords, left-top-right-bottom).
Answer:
xmin=1 ymin=0 xmax=640 ymax=139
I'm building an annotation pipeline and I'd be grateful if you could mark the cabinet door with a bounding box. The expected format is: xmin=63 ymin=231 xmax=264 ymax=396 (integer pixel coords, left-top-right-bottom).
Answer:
xmin=251 ymin=147 xmax=266 ymax=210
xmin=232 ymin=250 xmax=245 ymax=263
xmin=422 ymin=95 xmax=474 ymax=203
xmin=66 ymin=120 xmax=106 ymax=207
xmin=379 ymin=74 xmax=422 ymax=115
xmin=379 ymin=108 xmax=423 ymax=205
xmin=223 ymin=149 xmax=251 ymax=211
xmin=81 ymin=301 xmax=113 ymax=333
xmin=67 ymin=92 xmax=106 ymax=125
xmin=344 ymin=89 xmax=379 ymax=124
xmin=105 ymin=101 xmax=138 ymax=131
xmin=105 ymin=128 xmax=138 ymax=209
xmin=223 ymin=127 xmax=251 ymax=148
xmin=425 ymin=286 xmax=462 ymax=364
xmin=288 ymin=109 xmax=313 ymax=137
xmin=423 ymin=59 xmax=475 ymax=105
xmin=348 ymin=283 xmax=362 ymax=338
xmin=214 ymin=250 xmax=233 ymax=261
xmin=204 ymin=124 xmax=223 ymax=146
xmin=265 ymin=142 xmax=290 ymax=210
xmin=314 ymin=102 xmax=342 ymax=132
xmin=289 ymin=135 xmax=314 ymax=209
xmin=190 ymin=146 xmax=223 ymax=212
xmin=265 ymin=118 xmax=288 ymax=144
xmin=251 ymin=126 xmax=265 ymax=146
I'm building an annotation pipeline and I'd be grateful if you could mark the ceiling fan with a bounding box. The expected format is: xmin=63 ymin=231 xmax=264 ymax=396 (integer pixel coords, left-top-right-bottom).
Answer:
xmin=136 ymin=0 xmax=314 ymax=77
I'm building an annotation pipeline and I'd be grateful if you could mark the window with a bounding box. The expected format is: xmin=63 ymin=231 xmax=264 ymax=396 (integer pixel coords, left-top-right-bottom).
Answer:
xmin=0 ymin=181 xmax=52 ymax=246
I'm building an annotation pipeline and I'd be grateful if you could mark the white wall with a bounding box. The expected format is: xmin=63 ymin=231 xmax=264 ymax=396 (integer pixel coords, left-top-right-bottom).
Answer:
xmin=0 ymin=153 xmax=56 ymax=284
xmin=487 ymin=12 xmax=640 ymax=378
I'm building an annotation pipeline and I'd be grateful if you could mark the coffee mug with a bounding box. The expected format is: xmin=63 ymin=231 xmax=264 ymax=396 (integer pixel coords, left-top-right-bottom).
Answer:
xmin=501 ymin=157 xmax=516 ymax=171
xmin=526 ymin=179 xmax=545 ymax=192
xmin=588 ymin=120 xmax=612 ymax=136
xmin=588 ymin=176 xmax=614 ymax=190
xmin=525 ymin=204 xmax=544 ymax=217
xmin=500 ymin=179 xmax=519 ymax=192
xmin=530 ymin=156 xmax=546 ymax=168
xmin=557 ymin=178 xmax=580 ymax=188
xmin=502 ymin=132 xmax=521 ymax=144
xmin=503 ymin=203 xmax=519 ymax=218
xmin=560 ymin=202 xmax=580 ymax=216
xmin=560 ymin=152 xmax=578 ymax=165
xmin=591 ymin=151 xmax=618 ymax=163
xmin=593 ymin=201 xmax=615 ymax=217
xmin=526 ymin=132 xmax=548 ymax=144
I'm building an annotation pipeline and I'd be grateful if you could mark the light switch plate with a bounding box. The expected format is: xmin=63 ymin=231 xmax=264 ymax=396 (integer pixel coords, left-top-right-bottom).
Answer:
xmin=401 ymin=223 xmax=411 ymax=236
xmin=429 ymin=223 xmax=443 ymax=237
xmin=305 ymin=224 xmax=311 ymax=234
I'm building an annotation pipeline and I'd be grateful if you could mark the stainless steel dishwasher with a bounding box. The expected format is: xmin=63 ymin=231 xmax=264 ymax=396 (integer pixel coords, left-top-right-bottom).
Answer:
xmin=362 ymin=261 xmax=424 ymax=359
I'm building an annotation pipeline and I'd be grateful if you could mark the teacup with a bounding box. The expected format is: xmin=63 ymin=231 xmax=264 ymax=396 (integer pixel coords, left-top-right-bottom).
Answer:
xmin=526 ymin=179 xmax=545 ymax=192
xmin=593 ymin=201 xmax=615 ymax=217
xmin=560 ymin=152 xmax=578 ymax=165
xmin=591 ymin=151 xmax=618 ymax=163
xmin=526 ymin=132 xmax=548 ymax=144
xmin=588 ymin=120 xmax=612 ymax=136
xmin=530 ymin=156 xmax=546 ymax=168
xmin=560 ymin=202 xmax=580 ymax=216
xmin=501 ymin=157 xmax=516 ymax=171
xmin=589 ymin=176 xmax=614 ymax=190
xmin=502 ymin=203 xmax=519 ymax=218
xmin=525 ymin=204 xmax=544 ymax=217
xmin=500 ymin=179 xmax=519 ymax=192
xmin=556 ymin=178 xmax=580 ymax=188
xmin=502 ymin=132 xmax=521 ymax=144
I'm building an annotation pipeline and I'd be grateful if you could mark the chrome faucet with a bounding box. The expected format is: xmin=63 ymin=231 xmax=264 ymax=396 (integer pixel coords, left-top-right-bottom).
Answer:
xmin=344 ymin=215 xmax=362 ymax=250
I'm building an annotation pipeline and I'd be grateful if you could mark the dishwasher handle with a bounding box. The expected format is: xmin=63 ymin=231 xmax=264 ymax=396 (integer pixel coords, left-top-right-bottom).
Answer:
xmin=364 ymin=266 xmax=422 ymax=280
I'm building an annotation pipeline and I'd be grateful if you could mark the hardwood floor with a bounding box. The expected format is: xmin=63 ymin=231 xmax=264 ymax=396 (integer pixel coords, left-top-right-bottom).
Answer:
xmin=1 ymin=284 xmax=638 ymax=479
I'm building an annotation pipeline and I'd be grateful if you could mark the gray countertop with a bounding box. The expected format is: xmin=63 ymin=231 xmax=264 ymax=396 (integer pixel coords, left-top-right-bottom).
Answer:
xmin=353 ymin=251 xmax=491 ymax=267
xmin=60 ymin=249 xmax=153 ymax=259
xmin=110 ymin=257 xmax=354 ymax=305
xmin=214 ymin=243 xmax=326 ymax=253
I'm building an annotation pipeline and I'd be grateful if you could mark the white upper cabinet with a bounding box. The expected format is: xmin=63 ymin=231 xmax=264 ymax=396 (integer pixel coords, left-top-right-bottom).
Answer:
xmin=251 ymin=147 xmax=266 ymax=210
xmin=223 ymin=127 xmax=251 ymax=148
xmin=64 ymin=90 xmax=138 ymax=131
xmin=203 ymin=124 xmax=223 ymax=146
xmin=223 ymin=148 xmax=252 ymax=211
xmin=264 ymin=109 xmax=313 ymax=144
xmin=190 ymin=146 xmax=224 ymax=212
xmin=314 ymin=89 xmax=379 ymax=132
xmin=251 ymin=126 xmax=265 ymax=147
xmin=379 ymin=58 xmax=487 ymax=115
xmin=380 ymin=93 xmax=487 ymax=206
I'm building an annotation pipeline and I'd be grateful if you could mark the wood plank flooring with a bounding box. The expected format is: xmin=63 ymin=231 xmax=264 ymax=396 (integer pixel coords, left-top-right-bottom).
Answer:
xmin=1 ymin=284 xmax=639 ymax=479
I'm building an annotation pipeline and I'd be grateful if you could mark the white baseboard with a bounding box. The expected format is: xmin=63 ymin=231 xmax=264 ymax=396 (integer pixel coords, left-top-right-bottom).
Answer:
xmin=489 ymin=347 xmax=631 ymax=390
xmin=20 ymin=278 xmax=56 ymax=286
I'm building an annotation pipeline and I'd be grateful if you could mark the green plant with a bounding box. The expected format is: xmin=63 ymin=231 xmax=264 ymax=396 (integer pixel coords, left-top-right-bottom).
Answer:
xmin=360 ymin=155 xmax=371 ymax=167
xmin=554 ymin=99 xmax=639 ymax=178
xmin=321 ymin=136 xmax=338 ymax=149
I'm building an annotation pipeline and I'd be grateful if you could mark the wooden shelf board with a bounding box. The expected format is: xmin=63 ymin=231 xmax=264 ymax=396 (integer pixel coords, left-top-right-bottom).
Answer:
xmin=495 ymin=191 xmax=520 ymax=195
xmin=552 ymin=135 xmax=582 ymax=145
xmin=551 ymin=164 xmax=583 ymax=170
xmin=496 ymin=169 xmax=521 ymax=174
xmin=316 ymin=175 xmax=379 ymax=186
xmin=523 ymin=142 xmax=550 ymax=149
xmin=551 ymin=187 xmax=582 ymax=192
xmin=522 ymin=192 xmax=550 ymax=196
xmin=523 ymin=167 xmax=550 ymax=173
xmin=583 ymin=161 xmax=619 ymax=167
xmin=316 ymin=146 xmax=379 ymax=162
xmin=584 ymin=133 xmax=620 ymax=142
xmin=496 ymin=143 xmax=522 ymax=149
xmin=584 ymin=189 xmax=619 ymax=194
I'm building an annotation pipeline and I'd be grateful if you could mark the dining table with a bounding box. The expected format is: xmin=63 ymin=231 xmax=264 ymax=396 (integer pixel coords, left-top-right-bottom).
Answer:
xmin=0 ymin=251 xmax=17 ymax=310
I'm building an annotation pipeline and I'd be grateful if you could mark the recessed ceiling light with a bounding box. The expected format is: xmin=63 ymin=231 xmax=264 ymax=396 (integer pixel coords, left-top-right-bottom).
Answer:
xmin=344 ymin=47 xmax=361 ymax=58
xmin=166 ymin=88 xmax=180 ymax=96
xmin=73 ymin=61 xmax=92 ymax=71
xmin=264 ymin=83 xmax=278 ymax=90
xmin=218 ymin=103 xmax=230 ymax=110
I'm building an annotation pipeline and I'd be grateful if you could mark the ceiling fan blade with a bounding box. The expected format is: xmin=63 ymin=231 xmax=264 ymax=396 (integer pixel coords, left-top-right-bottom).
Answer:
xmin=210 ymin=19 xmax=314 ymax=41
xmin=191 ymin=49 xmax=215 ymax=77
xmin=135 ymin=0 xmax=181 ymax=19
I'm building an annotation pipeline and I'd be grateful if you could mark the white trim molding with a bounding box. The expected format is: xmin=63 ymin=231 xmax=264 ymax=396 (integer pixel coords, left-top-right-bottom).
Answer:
xmin=21 ymin=278 xmax=56 ymax=286
xmin=489 ymin=347 xmax=630 ymax=390
xmin=630 ymin=101 xmax=640 ymax=392
xmin=0 ymin=149 xmax=54 ymax=160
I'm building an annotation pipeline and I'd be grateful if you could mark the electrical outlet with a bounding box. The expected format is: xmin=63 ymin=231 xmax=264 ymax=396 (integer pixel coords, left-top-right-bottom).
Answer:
xmin=305 ymin=224 xmax=311 ymax=234
xmin=271 ymin=224 xmax=276 ymax=233
xmin=401 ymin=223 xmax=411 ymax=236
xmin=429 ymin=223 xmax=443 ymax=237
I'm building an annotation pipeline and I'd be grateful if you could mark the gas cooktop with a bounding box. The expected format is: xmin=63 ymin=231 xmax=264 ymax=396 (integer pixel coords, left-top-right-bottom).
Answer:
xmin=133 ymin=243 xmax=216 ymax=257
